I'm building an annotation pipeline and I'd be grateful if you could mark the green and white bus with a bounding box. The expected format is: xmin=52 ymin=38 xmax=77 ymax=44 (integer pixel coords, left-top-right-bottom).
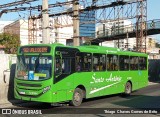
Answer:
xmin=14 ymin=43 xmax=148 ymax=106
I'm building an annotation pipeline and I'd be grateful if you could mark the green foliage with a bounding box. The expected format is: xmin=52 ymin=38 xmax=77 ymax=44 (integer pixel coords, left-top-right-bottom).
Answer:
xmin=0 ymin=33 xmax=20 ymax=54
xmin=155 ymin=42 xmax=160 ymax=48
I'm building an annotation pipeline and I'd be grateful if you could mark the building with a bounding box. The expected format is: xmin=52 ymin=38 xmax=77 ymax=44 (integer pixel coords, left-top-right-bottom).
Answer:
xmin=0 ymin=21 xmax=13 ymax=33
xmin=4 ymin=16 xmax=73 ymax=46
xmin=4 ymin=20 xmax=28 ymax=45
xmin=79 ymin=11 xmax=95 ymax=38
xmin=32 ymin=16 xmax=73 ymax=45
xmin=65 ymin=10 xmax=96 ymax=46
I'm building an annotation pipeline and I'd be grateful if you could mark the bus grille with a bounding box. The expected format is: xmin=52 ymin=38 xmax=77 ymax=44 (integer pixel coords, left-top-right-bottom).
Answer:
xmin=17 ymin=83 xmax=42 ymax=87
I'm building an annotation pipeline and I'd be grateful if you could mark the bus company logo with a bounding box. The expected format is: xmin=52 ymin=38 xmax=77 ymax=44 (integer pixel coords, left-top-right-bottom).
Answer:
xmin=90 ymin=73 xmax=122 ymax=84
xmin=106 ymin=50 xmax=117 ymax=53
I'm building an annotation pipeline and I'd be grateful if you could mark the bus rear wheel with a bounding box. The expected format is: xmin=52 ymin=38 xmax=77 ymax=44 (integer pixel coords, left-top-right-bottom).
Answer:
xmin=70 ymin=88 xmax=83 ymax=106
xmin=124 ymin=82 xmax=132 ymax=96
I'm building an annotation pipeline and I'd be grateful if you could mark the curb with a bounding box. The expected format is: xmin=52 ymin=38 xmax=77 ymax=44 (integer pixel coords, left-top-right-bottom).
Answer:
xmin=0 ymin=100 xmax=31 ymax=108
xmin=148 ymin=81 xmax=160 ymax=85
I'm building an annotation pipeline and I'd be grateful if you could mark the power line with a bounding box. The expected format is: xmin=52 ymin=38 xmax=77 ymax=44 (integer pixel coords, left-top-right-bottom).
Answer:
xmin=0 ymin=0 xmax=38 ymax=9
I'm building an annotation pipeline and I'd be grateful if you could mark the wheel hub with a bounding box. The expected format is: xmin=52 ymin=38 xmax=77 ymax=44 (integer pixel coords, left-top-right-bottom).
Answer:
xmin=74 ymin=92 xmax=80 ymax=102
xmin=126 ymin=84 xmax=131 ymax=93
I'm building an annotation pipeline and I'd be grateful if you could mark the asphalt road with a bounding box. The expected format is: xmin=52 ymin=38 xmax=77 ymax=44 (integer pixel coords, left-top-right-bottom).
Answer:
xmin=1 ymin=83 xmax=160 ymax=117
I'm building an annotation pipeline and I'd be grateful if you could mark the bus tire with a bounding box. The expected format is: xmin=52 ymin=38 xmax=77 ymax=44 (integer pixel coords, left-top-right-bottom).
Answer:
xmin=69 ymin=88 xmax=83 ymax=106
xmin=124 ymin=82 xmax=132 ymax=96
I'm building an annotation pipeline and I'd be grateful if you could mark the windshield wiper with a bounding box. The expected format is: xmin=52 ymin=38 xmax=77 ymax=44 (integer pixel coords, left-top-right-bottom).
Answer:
xmin=35 ymin=53 xmax=42 ymax=71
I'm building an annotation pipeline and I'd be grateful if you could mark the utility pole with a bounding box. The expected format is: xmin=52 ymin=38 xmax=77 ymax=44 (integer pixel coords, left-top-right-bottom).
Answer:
xmin=126 ymin=32 xmax=129 ymax=50
xmin=73 ymin=0 xmax=79 ymax=46
xmin=54 ymin=17 xmax=59 ymax=43
xmin=42 ymin=0 xmax=50 ymax=44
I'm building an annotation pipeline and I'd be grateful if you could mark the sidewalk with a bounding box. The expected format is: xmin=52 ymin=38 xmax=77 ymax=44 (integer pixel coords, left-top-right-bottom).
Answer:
xmin=148 ymin=81 xmax=160 ymax=85
xmin=0 ymin=100 xmax=30 ymax=108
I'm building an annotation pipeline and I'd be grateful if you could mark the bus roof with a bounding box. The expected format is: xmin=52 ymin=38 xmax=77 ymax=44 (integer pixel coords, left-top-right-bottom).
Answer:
xmin=76 ymin=45 xmax=148 ymax=57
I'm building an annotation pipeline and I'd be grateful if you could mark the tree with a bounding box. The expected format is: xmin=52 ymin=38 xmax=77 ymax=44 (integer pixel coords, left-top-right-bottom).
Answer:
xmin=0 ymin=33 xmax=20 ymax=54
xmin=155 ymin=42 xmax=160 ymax=48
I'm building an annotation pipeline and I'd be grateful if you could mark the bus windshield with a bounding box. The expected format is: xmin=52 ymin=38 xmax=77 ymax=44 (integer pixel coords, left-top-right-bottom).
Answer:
xmin=16 ymin=55 xmax=52 ymax=81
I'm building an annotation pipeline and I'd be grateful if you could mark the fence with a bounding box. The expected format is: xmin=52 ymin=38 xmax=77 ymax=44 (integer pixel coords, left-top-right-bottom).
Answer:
xmin=148 ymin=59 xmax=160 ymax=82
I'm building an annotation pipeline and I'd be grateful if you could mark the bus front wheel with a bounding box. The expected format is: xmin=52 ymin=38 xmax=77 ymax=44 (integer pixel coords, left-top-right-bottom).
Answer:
xmin=70 ymin=88 xmax=83 ymax=106
xmin=124 ymin=82 xmax=132 ymax=96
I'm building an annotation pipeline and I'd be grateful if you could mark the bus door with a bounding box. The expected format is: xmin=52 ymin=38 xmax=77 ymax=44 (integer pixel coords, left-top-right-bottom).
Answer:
xmin=53 ymin=47 xmax=79 ymax=102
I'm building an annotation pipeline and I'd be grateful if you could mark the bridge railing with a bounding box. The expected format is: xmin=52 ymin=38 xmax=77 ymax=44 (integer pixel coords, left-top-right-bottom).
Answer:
xmin=96 ymin=19 xmax=160 ymax=38
xmin=147 ymin=19 xmax=160 ymax=30
xmin=97 ymin=24 xmax=134 ymax=38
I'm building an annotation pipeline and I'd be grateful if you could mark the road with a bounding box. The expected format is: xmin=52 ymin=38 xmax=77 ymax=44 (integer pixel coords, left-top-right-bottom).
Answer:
xmin=1 ymin=83 xmax=160 ymax=117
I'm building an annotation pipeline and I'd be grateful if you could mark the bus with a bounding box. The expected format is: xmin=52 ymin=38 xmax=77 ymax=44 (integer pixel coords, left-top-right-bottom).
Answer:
xmin=14 ymin=43 xmax=148 ymax=106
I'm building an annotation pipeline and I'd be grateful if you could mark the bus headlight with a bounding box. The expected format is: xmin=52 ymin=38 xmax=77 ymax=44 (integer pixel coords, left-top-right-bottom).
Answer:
xmin=43 ymin=86 xmax=51 ymax=94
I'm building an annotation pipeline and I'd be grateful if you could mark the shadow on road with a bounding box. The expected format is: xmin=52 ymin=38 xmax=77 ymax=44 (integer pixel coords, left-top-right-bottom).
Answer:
xmin=113 ymin=95 xmax=160 ymax=108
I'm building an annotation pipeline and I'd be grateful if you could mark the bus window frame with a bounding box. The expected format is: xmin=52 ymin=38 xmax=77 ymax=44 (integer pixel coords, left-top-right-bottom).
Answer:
xmin=138 ymin=56 xmax=147 ymax=70
xmin=130 ymin=56 xmax=139 ymax=71
xmin=54 ymin=47 xmax=79 ymax=84
xmin=119 ymin=55 xmax=130 ymax=71
xmin=106 ymin=54 xmax=119 ymax=71
xmin=92 ymin=53 xmax=106 ymax=72
xmin=75 ymin=52 xmax=92 ymax=72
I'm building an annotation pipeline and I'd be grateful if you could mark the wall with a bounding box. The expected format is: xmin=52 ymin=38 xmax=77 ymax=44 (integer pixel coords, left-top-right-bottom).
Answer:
xmin=20 ymin=20 xmax=28 ymax=45
xmin=0 ymin=54 xmax=16 ymax=105
xmin=148 ymin=59 xmax=160 ymax=82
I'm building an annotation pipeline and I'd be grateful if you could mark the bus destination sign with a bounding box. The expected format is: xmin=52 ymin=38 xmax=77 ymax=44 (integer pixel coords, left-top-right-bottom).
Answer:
xmin=20 ymin=46 xmax=51 ymax=53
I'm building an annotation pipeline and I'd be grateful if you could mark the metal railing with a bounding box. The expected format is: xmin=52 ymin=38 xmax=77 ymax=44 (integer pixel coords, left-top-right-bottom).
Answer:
xmin=97 ymin=19 xmax=160 ymax=38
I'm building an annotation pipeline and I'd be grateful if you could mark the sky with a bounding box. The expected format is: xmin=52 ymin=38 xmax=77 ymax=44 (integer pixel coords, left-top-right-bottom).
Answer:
xmin=147 ymin=0 xmax=160 ymax=41
xmin=0 ymin=0 xmax=160 ymax=41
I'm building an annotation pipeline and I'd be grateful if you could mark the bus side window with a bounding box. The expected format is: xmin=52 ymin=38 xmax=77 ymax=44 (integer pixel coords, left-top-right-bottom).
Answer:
xmin=75 ymin=52 xmax=92 ymax=72
xmin=130 ymin=56 xmax=138 ymax=70
xmin=93 ymin=54 xmax=106 ymax=71
xmin=119 ymin=55 xmax=129 ymax=71
xmin=107 ymin=54 xmax=118 ymax=71
xmin=62 ymin=58 xmax=71 ymax=74
xmin=76 ymin=63 xmax=81 ymax=71
xmin=139 ymin=57 xmax=147 ymax=70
